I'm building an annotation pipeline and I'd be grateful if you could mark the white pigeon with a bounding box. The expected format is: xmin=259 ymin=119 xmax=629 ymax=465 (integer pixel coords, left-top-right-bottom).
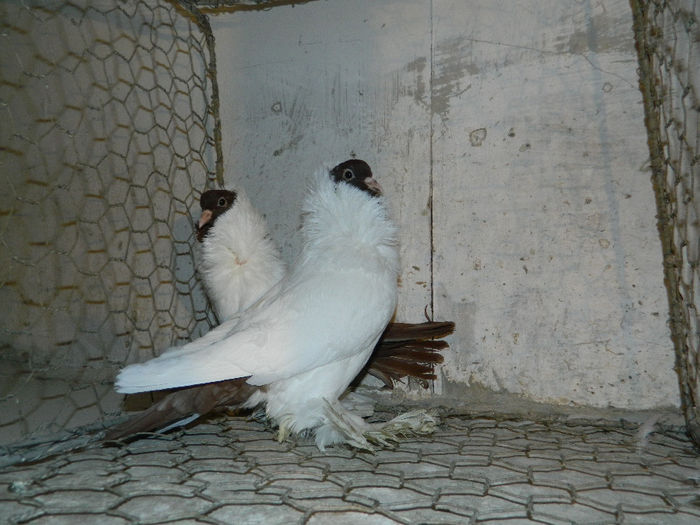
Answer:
xmin=115 ymin=160 xmax=408 ymax=448
xmin=196 ymin=189 xmax=286 ymax=321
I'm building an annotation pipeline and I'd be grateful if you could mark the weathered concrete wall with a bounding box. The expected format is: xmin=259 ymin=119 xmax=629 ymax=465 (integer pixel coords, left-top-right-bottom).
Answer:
xmin=209 ymin=0 xmax=434 ymax=323
xmin=210 ymin=0 xmax=678 ymax=409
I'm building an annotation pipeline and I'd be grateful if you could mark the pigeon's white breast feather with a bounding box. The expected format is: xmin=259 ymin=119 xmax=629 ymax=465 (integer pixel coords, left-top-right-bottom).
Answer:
xmin=200 ymin=192 xmax=286 ymax=320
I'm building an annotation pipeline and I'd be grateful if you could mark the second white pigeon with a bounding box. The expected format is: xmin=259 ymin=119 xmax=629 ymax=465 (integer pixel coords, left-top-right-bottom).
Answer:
xmin=196 ymin=188 xmax=286 ymax=321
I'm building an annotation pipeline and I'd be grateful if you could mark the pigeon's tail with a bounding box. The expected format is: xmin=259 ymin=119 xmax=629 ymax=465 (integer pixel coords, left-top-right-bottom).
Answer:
xmin=367 ymin=340 xmax=447 ymax=388
xmin=364 ymin=321 xmax=454 ymax=389
xmin=105 ymin=379 xmax=256 ymax=441
xmin=381 ymin=321 xmax=455 ymax=342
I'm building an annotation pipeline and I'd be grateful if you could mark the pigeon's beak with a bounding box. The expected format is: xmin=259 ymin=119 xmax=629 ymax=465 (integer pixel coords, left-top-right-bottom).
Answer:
xmin=195 ymin=209 xmax=213 ymax=242
xmin=198 ymin=209 xmax=213 ymax=230
xmin=364 ymin=177 xmax=383 ymax=197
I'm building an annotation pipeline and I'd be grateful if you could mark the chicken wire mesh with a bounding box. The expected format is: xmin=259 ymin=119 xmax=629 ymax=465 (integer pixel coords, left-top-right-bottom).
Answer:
xmin=1 ymin=413 xmax=700 ymax=524
xmin=1 ymin=0 xmax=700 ymax=522
xmin=0 ymin=0 xmax=221 ymax=444
xmin=630 ymin=0 xmax=700 ymax=447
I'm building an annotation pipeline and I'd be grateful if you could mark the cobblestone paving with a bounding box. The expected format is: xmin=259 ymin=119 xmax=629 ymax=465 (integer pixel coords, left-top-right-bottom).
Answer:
xmin=1 ymin=414 xmax=699 ymax=524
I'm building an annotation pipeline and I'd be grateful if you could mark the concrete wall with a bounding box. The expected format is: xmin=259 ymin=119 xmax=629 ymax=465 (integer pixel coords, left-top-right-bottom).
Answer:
xmin=210 ymin=0 xmax=678 ymax=410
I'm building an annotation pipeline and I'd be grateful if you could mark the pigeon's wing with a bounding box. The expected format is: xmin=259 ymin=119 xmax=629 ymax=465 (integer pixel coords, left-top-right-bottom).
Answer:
xmin=114 ymin=311 xmax=271 ymax=394
xmin=113 ymin=273 xmax=298 ymax=394
xmin=152 ymin=315 xmax=243 ymax=361
xmin=115 ymin=263 xmax=394 ymax=394
xmin=240 ymin=265 xmax=396 ymax=386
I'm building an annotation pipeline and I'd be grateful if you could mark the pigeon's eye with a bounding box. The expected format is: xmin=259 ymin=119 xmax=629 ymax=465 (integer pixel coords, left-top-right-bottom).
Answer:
xmin=218 ymin=197 xmax=227 ymax=207
xmin=342 ymin=169 xmax=354 ymax=181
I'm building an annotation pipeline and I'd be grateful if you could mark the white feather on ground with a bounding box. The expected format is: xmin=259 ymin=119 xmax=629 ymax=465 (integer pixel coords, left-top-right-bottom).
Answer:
xmin=635 ymin=414 xmax=661 ymax=453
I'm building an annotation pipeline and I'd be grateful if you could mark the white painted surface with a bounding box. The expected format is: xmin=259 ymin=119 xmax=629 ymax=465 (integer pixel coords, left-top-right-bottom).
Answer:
xmin=210 ymin=0 xmax=678 ymax=409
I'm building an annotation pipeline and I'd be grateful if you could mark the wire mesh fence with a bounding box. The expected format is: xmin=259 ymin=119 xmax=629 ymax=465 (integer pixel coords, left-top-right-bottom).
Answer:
xmin=0 ymin=0 xmax=220 ymax=443
xmin=630 ymin=0 xmax=700 ymax=447
xmin=1 ymin=413 xmax=699 ymax=524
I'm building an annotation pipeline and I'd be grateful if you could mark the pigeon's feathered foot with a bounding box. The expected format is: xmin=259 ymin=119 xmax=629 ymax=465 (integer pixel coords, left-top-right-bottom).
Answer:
xmin=104 ymin=378 xmax=255 ymax=441
xmin=319 ymin=400 xmax=438 ymax=452
xmin=363 ymin=409 xmax=438 ymax=448
xmin=364 ymin=321 xmax=454 ymax=389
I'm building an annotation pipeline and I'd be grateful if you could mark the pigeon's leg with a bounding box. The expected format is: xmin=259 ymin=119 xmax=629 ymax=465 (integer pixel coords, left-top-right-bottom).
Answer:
xmin=317 ymin=400 xmax=374 ymax=451
xmin=276 ymin=415 xmax=294 ymax=443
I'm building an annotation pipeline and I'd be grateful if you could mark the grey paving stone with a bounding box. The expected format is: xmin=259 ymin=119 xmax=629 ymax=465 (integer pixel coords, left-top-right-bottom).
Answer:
xmin=209 ymin=503 xmax=305 ymax=524
xmin=115 ymin=494 xmax=214 ymax=522
xmin=306 ymin=511 xmax=399 ymax=524
xmin=33 ymin=489 xmax=123 ymax=513
xmin=348 ymin=485 xmax=434 ymax=509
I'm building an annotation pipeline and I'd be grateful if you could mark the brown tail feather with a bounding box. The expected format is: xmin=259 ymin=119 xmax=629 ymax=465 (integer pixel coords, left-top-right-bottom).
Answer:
xmin=362 ymin=321 xmax=454 ymax=389
xmin=373 ymin=350 xmax=445 ymax=367
xmin=370 ymin=346 xmax=444 ymax=379
xmin=374 ymin=339 xmax=448 ymax=357
xmin=366 ymin=359 xmax=438 ymax=388
xmin=104 ymin=379 xmax=255 ymax=441
xmin=370 ymin=359 xmax=439 ymax=380
xmin=381 ymin=321 xmax=455 ymax=342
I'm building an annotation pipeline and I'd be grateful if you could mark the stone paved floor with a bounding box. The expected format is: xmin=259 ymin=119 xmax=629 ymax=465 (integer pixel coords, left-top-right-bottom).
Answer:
xmin=1 ymin=413 xmax=699 ymax=524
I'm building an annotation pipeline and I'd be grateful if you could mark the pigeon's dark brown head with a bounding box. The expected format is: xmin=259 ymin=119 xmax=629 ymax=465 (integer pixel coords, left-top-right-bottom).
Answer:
xmin=330 ymin=159 xmax=382 ymax=197
xmin=196 ymin=189 xmax=237 ymax=242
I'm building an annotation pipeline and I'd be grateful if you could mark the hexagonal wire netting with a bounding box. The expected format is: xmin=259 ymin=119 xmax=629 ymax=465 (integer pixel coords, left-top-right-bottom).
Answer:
xmin=0 ymin=0 xmax=699 ymax=523
xmin=0 ymin=0 xmax=221 ymax=444
xmin=2 ymin=415 xmax=700 ymax=524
